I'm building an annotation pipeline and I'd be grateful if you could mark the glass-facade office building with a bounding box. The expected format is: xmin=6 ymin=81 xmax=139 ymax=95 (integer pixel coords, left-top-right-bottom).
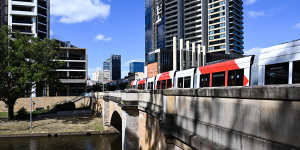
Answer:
xmin=130 ymin=61 xmax=145 ymax=73
xmin=103 ymin=55 xmax=121 ymax=81
xmin=145 ymin=0 xmax=152 ymax=65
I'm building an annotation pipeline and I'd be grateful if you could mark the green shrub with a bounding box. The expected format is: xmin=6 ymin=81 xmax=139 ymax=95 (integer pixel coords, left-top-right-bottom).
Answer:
xmin=15 ymin=107 xmax=29 ymax=120
xmin=53 ymin=102 xmax=75 ymax=111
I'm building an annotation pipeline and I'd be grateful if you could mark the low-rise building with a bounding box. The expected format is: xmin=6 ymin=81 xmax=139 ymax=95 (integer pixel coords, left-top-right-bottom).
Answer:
xmin=49 ymin=40 xmax=87 ymax=96
xmin=92 ymin=70 xmax=103 ymax=82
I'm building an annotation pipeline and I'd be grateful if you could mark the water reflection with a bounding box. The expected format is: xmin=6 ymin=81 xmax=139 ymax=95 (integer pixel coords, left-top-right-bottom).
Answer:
xmin=0 ymin=135 xmax=121 ymax=150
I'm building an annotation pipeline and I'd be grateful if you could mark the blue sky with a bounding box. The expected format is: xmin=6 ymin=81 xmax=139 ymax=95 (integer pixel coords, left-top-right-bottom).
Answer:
xmin=50 ymin=0 xmax=300 ymax=78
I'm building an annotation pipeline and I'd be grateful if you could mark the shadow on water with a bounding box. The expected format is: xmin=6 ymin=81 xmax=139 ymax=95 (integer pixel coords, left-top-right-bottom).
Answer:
xmin=0 ymin=134 xmax=122 ymax=150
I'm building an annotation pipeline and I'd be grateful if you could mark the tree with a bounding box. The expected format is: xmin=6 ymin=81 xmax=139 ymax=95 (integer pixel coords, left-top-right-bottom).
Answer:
xmin=0 ymin=26 xmax=62 ymax=120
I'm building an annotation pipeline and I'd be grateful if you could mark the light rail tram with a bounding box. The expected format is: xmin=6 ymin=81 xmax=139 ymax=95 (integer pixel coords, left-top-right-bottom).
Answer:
xmin=130 ymin=39 xmax=300 ymax=90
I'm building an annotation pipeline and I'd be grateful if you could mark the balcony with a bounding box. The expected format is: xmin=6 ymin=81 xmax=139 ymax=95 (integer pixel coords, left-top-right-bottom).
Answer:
xmin=12 ymin=0 xmax=35 ymax=7
xmin=12 ymin=25 xmax=33 ymax=34
xmin=12 ymin=16 xmax=33 ymax=24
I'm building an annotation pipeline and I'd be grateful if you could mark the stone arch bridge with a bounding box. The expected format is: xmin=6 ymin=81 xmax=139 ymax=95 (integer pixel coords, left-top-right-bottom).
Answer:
xmin=98 ymin=85 xmax=300 ymax=150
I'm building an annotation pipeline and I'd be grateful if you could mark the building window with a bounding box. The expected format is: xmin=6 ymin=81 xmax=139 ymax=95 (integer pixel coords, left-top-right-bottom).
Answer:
xmin=209 ymin=31 xmax=214 ymax=35
xmin=209 ymin=26 xmax=214 ymax=30
xmin=220 ymin=28 xmax=225 ymax=32
xmin=228 ymin=69 xmax=244 ymax=86
xmin=200 ymin=74 xmax=210 ymax=87
xmin=212 ymin=72 xmax=225 ymax=87
xmin=265 ymin=62 xmax=289 ymax=85
xmin=220 ymin=34 xmax=225 ymax=38
xmin=220 ymin=23 xmax=225 ymax=27
xmin=220 ymin=45 xmax=226 ymax=49
xmin=184 ymin=76 xmax=191 ymax=88
xmin=209 ymin=36 xmax=214 ymax=40
xmin=209 ymin=47 xmax=214 ymax=50
xmin=178 ymin=77 xmax=184 ymax=88
xmin=293 ymin=61 xmax=300 ymax=84
xmin=220 ymin=17 xmax=225 ymax=21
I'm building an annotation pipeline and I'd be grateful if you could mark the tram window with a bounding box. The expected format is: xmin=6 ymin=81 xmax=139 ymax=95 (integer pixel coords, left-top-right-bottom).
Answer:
xmin=293 ymin=61 xmax=300 ymax=84
xmin=148 ymin=82 xmax=153 ymax=90
xmin=157 ymin=81 xmax=161 ymax=89
xmin=138 ymin=84 xmax=143 ymax=89
xmin=212 ymin=72 xmax=225 ymax=87
xmin=184 ymin=76 xmax=191 ymax=88
xmin=178 ymin=77 xmax=184 ymax=88
xmin=200 ymin=74 xmax=210 ymax=87
xmin=265 ymin=62 xmax=289 ymax=85
xmin=162 ymin=80 xmax=166 ymax=89
xmin=228 ymin=69 xmax=244 ymax=86
xmin=167 ymin=79 xmax=172 ymax=88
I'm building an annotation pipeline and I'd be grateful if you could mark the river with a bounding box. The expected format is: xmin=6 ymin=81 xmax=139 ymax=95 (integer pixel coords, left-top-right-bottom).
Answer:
xmin=0 ymin=134 xmax=122 ymax=150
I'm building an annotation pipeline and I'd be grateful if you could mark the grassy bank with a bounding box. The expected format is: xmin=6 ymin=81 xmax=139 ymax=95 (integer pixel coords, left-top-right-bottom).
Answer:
xmin=0 ymin=115 xmax=113 ymax=136
xmin=0 ymin=112 xmax=17 ymax=119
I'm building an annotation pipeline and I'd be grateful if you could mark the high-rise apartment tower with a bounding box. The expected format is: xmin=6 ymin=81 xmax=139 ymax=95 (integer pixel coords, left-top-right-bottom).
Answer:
xmin=0 ymin=0 xmax=50 ymax=39
xmin=145 ymin=0 xmax=244 ymax=75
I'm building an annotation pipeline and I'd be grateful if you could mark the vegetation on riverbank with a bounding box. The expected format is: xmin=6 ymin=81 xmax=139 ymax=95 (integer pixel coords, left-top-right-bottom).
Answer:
xmin=0 ymin=114 xmax=113 ymax=136
xmin=0 ymin=112 xmax=17 ymax=119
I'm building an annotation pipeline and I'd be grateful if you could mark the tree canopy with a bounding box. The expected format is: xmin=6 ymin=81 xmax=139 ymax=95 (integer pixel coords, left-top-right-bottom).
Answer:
xmin=0 ymin=26 xmax=62 ymax=120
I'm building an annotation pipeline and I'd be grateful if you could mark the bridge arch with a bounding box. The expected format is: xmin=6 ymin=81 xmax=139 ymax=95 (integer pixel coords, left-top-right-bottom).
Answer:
xmin=110 ymin=111 xmax=122 ymax=132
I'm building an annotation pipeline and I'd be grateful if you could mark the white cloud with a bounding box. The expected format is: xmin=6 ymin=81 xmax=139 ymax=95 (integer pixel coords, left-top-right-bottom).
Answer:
xmin=95 ymin=34 xmax=112 ymax=41
xmin=294 ymin=22 xmax=300 ymax=29
xmin=51 ymin=0 xmax=110 ymax=23
xmin=245 ymin=0 xmax=257 ymax=5
xmin=244 ymin=47 xmax=262 ymax=55
xmin=247 ymin=10 xmax=265 ymax=18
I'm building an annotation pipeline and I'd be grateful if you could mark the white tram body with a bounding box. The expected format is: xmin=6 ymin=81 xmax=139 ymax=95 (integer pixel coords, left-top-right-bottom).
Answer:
xmin=155 ymin=71 xmax=176 ymax=89
xmin=128 ymin=39 xmax=300 ymax=90
xmin=146 ymin=77 xmax=155 ymax=90
xmin=138 ymin=79 xmax=146 ymax=90
xmin=250 ymin=39 xmax=300 ymax=85
xmin=194 ymin=56 xmax=252 ymax=88
xmin=174 ymin=68 xmax=196 ymax=89
xmin=130 ymin=80 xmax=138 ymax=89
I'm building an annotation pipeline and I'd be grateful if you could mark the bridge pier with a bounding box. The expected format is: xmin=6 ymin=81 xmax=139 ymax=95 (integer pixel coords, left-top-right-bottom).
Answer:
xmin=101 ymin=93 xmax=140 ymax=150
xmin=122 ymin=106 xmax=139 ymax=150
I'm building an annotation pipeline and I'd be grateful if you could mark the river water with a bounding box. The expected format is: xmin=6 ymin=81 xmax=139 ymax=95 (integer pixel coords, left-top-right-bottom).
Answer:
xmin=0 ymin=135 xmax=122 ymax=150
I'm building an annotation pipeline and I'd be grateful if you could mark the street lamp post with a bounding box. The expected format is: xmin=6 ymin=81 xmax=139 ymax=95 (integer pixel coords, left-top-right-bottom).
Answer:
xmin=30 ymin=94 xmax=32 ymax=131
xmin=30 ymin=83 xmax=36 ymax=132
